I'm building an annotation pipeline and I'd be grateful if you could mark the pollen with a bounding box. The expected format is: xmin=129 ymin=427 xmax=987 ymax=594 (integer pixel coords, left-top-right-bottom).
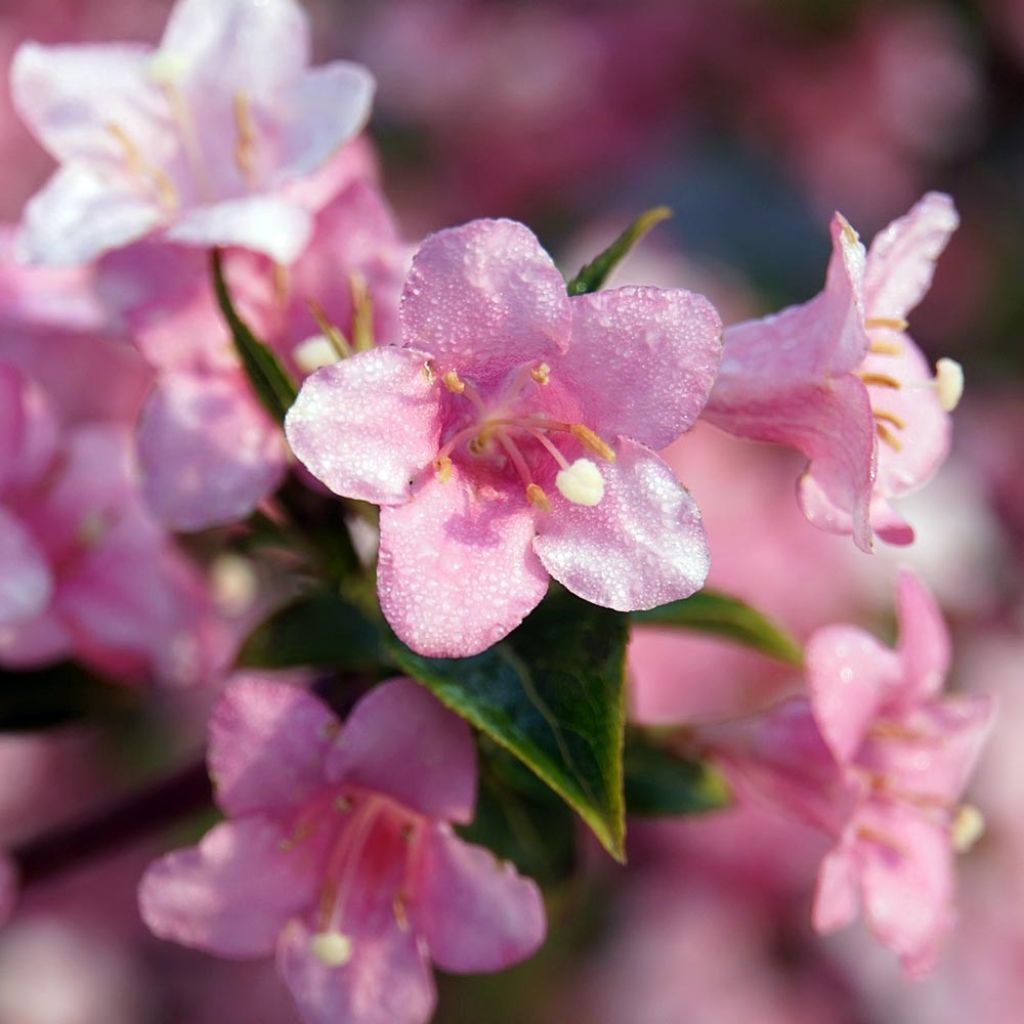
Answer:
xmin=555 ymin=458 xmax=605 ymax=506
xmin=570 ymin=424 xmax=615 ymax=461
xmin=865 ymin=317 xmax=909 ymax=331
xmin=526 ymin=483 xmax=551 ymax=511
xmin=434 ymin=454 xmax=453 ymax=483
xmin=868 ymin=338 xmax=903 ymax=355
xmin=935 ymin=358 xmax=964 ymax=412
xmin=309 ymin=930 xmax=354 ymax=968
xmin=952 ymin=804 xmax=985 ymax=853
xmin=876 ymin=422 xmax=902 ymax=451
xmin=530 ymin=363 xmax=551 ymax=385
xmin=293 ymin=335 xmax=342 ymax=374
xmin=442 ymin=370 xmax=466 ymax=394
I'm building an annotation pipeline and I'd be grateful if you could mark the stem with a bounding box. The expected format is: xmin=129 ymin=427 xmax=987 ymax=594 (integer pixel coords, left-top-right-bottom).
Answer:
xmin=12 ymin=761 xmax=212 ymax=888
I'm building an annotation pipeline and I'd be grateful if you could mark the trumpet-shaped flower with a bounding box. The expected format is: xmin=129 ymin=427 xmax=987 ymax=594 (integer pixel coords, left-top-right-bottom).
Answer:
xmin=12 ymin=0 xmax=375 ymax=265
xmin=140 ymin=677 xmax=546 ymax=1024
xmin=705 ymin=193 xmax=960 ymax=551
xmin=806 ymin=570 xmax=995 ymax=974
xmin=286 ymin=218 xmax=723 ymax=656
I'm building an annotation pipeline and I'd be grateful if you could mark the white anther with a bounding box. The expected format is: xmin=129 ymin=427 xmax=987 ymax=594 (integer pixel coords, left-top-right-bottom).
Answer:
xmin=935 ymin=358 xmax=964 ymax=412
xmin=309 ymin=930 xmax=354 ymax=967
xmin=952 ymin=804 xmax=985 ymax=853
xmin=555 ymin=458 xmax=605 ymax=507
xmin=209 ymin=554 xmax=259 ymax=616
xmin=293 ymin=335 xmax=341 ymax=375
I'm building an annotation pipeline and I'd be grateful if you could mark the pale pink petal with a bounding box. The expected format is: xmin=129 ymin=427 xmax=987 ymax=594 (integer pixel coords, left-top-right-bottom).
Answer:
xmin=556 ymin=286 xmax=722 ymax=450
xmin=137 ymin=371 xmax=287 ymax=531
xmin=16 ymin=166 xmax=163 ymax=267
xmin=140 ymin=817 xmax=320 ymax=958
xmin=164 ymin=196 xmax=313 ymax=264
xmin=416 ymin=825 xmax=545 ymax=972
xmin=277 ymin=918 xmax=435 ymax=1024
xmin=209 ymin=678 xmax=337 ymax=818
xmin=864 ymin=193 xmax=959 ymax=321
xmin=813 ymin=844 xmax=859 ymax=934
xmin=285 ymin=348 xmax=442 ymax=506
xmin=377 ymin=467 xmax=548 ymax=657
xmin=533 ymin=439 xmax=709 ymax=611
xmin=895 ymin=570 xmax=950 ymax=701
xmin=0 ymin=507 xmax=52 ymax=629
xmin=326 ymin=678 xmax=476 ymax=824
xmin=806 ymin=624 xmax=900 ymax=765
xmin=400 ymin=219 xmax=570 ymax=381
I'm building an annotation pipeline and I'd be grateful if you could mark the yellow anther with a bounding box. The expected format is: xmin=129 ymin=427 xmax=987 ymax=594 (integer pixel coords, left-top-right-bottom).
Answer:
xmin=935 ymin=357 xmax=964 ymax=412
xmin=530 ymin=363 xmax=551 ymax=385
xmin=869 ymin=338 xmax=903 ymax=356
xmin=434 ymin=454 xmax=453 ymax=483
xmin=858 ymin=371 xmax=902 ymax=389
xmin=393 ymin=893 xmax=410 ymax=932
xmin=873 ymin=409 xmax=906 ymax=430
xmin=442 ymin=370 xmax=466 ymax=394
xmin=570 ymin=424 xmax=615 ymax=461
xmin=876 ymin=423 xmax=903 ymax=451
xmin=952 ymin=804 xmax=985 ymax=853
xmin=526 ymin=483 xmax=551 ymax=511
xmin=309 ymin=930 xmax=354 ymax=968
xmin=107 ymin=122 xmax=179 ymax=209
xmin=233 ymin=90 xmax=258 ymax=183
xmin=350 ymin=272 xmax=375 ymax=352
xmin=837 ymin=214 xmax=859 ymax=247
xmin=273 ymin=263 xmax=290 ymax=308
xmin=865 ymin=317 xmax=909 ymax=331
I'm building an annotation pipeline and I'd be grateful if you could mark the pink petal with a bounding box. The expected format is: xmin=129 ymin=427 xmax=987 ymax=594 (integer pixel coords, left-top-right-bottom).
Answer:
xmin=806 ymin=624 xmax=901 ymax=765
xmin=0 ymin=854 xmax=17 ymax=927
xmin=0 ymin=608 xmax=72 ymax=668
xmin=139 ymin=817 xmax=321 ymax=958
xmin=557 ymin=286 xmax=722 ymax=450
xmin=533 ymin=439 xmax=709 ymax=611
xmin=285 ymin=348 xmax=442 ymax=505
xmin=0 ymin=364 xmax=25 ymax=489
xmin=209 ymin=678 xmax=338 ymax=819
xmin=277 ymin=918 xmax=435 ymax=1024
xmin=864 ymin=193 xmax=959 ymax=322
xmin=895 ymin=570 xmax=950 ymax=701
xmin=137 ymin=371 xmax=288 ymax=531
xmin=326 ymin=678 xmax=476 ymax=824
xmin=16 ymin=166 xmax=163 ymax=267
xmin=377 ymin=466 xmax=548 ymax=657
xmin=415 ymin=825 xmax=545 ymax=972
xmin=0 ymin=506 xmax=52 ymax=629
xmin=400 ymin=219 xmax=571 ymax=382
xmin=813 ymin=844 xmax=859 ymax=934
xmin=164 ymin=196 xmax=313 ymax=264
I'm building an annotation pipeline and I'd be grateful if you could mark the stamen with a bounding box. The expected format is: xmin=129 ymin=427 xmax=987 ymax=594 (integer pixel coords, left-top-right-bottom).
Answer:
xmin=434 ymin=454 xmax=453 ymax=483
xmin=307 ymin=299 xmax=352 ymax=359
xmin=530 ymin=363 xmax=551 ymax=385
xmin=935 ymin=358 xmax=964 ymax=412
xmin=233 ymin=91 xmax=258 ymax=185
xmin=160 ymin=80 xmax=211 ymax=199
xmin=273 ymin=263 xmax=290 ymax=308
xmin=350 ymin=273 xmax=375 ymax=352
xmin=393 ymin=893 xmax=410 ymax=932
xmin=106 ymin=122 xmax=178 ymax=209
xmin=873 ymin=410 xmax=906 ymax=430
xmin=526 ymin=483 xmax=551 ymax=511
xmin=837 ymin=214 xmax=859 ymax=247
xmin=865 ymin=317 xmax=909 ymax=331
xmin=876 ymin=423 xmax=902 ymax=451
xmin=570 ymin=424 xmax=616 ymax=461
xmin=528 ymin=429 xmax=571 ymax=471
xmin=869 ymin=338 xmax=903 ymax=356
xmin=555 ymin=459 xmax=605 ymax=506
xmin=868 ymin=720 xmax=932 ymax=742
xmin=952 ymin=804 xmax=985 ymax=853
xmin=495 ymin=433 xmax=541 ymax=506
xmin=309 ymin=930 xmax=353 ymax=967
xmin=442 ymin=370 xmax=466 ymax=394
xmin=858 ymin=371 xmax=902 ymax=389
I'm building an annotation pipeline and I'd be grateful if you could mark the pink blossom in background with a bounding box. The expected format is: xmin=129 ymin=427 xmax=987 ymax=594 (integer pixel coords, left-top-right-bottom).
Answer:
xmin=287 ymin=218 xmax=723 ymax=655
xmin=140 ymin=677 xmax=546 ymax=1024
xmin=706 ymin=193 xmax=960 ymax=552
xmin=12 ymin=0 xmax=374 ymax=265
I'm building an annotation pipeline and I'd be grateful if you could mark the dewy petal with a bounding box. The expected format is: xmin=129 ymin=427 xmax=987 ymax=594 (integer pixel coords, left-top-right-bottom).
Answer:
xmin=139 ymin=817 xmax=321 ymax=959
xmin=326 ymin=679 xmax=476 ymax=824
xmin=534 ymin=438 xmax=709 ymax=612
xmin=894 ymin=570 xmax=950 ymax=701
xmin=209 ymin=678 xmax=338 ymax=819
xmin=806 ymin=624 xmax=901 ymax=766
xmin=864 ymin=193 xmax=959 ymax=322
xmin=137 ymin=371 xmax=288 ymax=531
xmin=164 ymin=196 xmax=313 ymax=264
xmin=286 ymin=348 xmax=442 ymax=506
xmin=377 ymin=467 xmax=549 ymax=657
xmin=813 ymin=843 xmax=860 ymax=934
xmin=416 ymin=825 xmax=546 ymax=972
xmin=0 ymin=506 xmax=52 ymax=628
xmin=277 ymin=918 xmax=435 ymax=1024
xmin=558 ymin=286 xmax=722 ymax=450
xmin=16 ymin=166 xmax=164 ymax=267
xmin=400 ymin=219 xmax=571 ymax=382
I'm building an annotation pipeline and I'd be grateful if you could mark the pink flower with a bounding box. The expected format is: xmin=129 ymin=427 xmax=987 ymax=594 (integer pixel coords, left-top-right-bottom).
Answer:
xmin=140 ymin=677 xmax=546 ymax=1024
xmin=806 ymin=570 xmax=995 ymax=974
xmin=705 ymin=193 xmax=961 ymax=551
xmin=12 ymin=0 xmax=374 ymax=265
xmin=286 ymin=218 xmax=723 ymax=656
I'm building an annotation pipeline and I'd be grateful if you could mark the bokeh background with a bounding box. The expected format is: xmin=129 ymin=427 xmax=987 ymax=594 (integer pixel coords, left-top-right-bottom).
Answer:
xmin=1 ymin=1 xmax=1022 ymax=1022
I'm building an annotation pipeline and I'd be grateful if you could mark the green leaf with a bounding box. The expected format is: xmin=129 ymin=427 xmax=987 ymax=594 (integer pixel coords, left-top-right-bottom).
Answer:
xmin=631 ymin=589 xmax=804 ymax=666
xmin=237 ymin=591 xmax=390 ymax=673
xmin=624 ymin=729 xmax=730 ymax=816
xmin=390 ymin=588 xmax=629 ymax=861
xmin=566 ymin=206 xmax=672 ymax=295
xmin=211 ymin=249 xmax=298 ymax=423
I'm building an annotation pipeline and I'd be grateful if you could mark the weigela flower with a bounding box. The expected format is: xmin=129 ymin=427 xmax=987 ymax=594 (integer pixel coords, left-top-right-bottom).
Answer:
xmin=806 ymin=570 xmax=995 ymax=974
xmin=705 ymin=193 xmax=961 ymax=551
xmin=12 ymin=0 xmax=375 ymax=265
xmin=286 ymin=218 xmax=723 ymax=656
xmin=140 ymin=677 xmax=546 ymax=1024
